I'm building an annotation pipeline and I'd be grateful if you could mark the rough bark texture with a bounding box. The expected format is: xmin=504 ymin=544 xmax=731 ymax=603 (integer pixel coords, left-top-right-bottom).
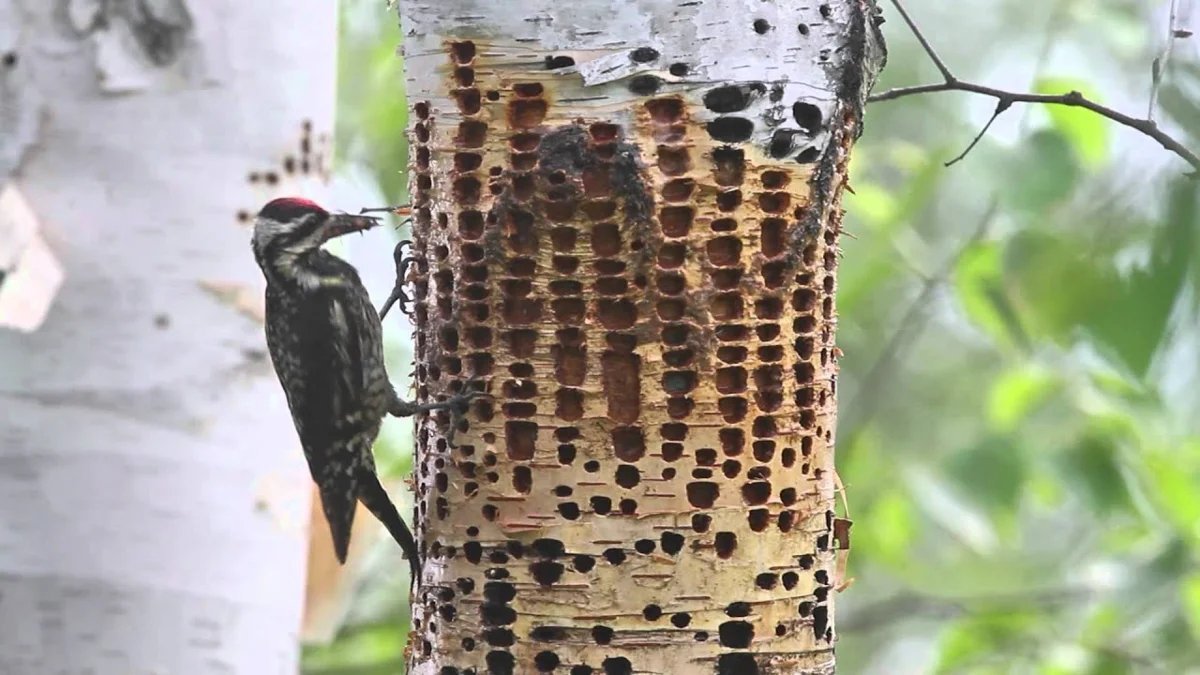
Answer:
xmin=0 ymin=1 xmax=338 ymax=671
xmin=397 ymin=1 xmax=884 ymax=673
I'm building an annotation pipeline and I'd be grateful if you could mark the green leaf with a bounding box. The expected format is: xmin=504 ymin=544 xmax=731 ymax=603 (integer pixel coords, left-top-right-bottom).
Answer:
xmin=888 ymin=150 xmax=947 ymax=232
xmin=937 ymin=612 xmax=1041 ymax=673
xmin=937 ymin=619 xmax=993 ymax=673
xmin=1094 ymin=180 xmax=1198 ymax=376
xmin=987 ymin=365 xmax=1059 ymax=431
xmin=1088 ymin=652 xmax=1137 ymax=675
xmin=839 ymin=150 xmax=945 ymax=313
xmin=1058 ymin=432 xmax=1132 ymax=515
xmin=946 ymin=434 xmax=1026 ymax=517
xmin=1081 ymin=603 xmax=1123 ymax=644
xmin=844 ymin=181 xmax=897 ymax=228
xmin=337 ymin=16 xmax=410 ymax=203
xmin=1143 ymin=441 xmax=1200 ymax=543
xmin=1087 ymin=368 xmax=1148 ymax=402
xmin=1182 ymin=572 xmax=1200 ymax=639
xmin=1002 ymin=181 xmax=1197 ymax=376
xmin=1027 ymin=469 xmax=1066 ymax=509
xmin=860 ymin=489 xmax=916 ymax=567
xmin=303 ymin=620 xmax=408 ymax=673
xmin=1003 ymin=230 xmax=1116 ymax=342
xmin=953 ymin=242 xmax=1028 ymax=349
xmin=1034 ymin=77 xmax=1110 ymax=166
xmin=1002 ymin=129 xmax=1081 ymax=212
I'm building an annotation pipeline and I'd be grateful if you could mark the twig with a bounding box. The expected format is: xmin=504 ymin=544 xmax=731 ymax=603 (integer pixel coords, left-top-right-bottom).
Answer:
xmin=887 ymin=0 xmax=954 ymax=82
xmin=1149 ymin=0 xmax=1180 ymax=122
xmin=945 ymin=98 xmax=1012 ymax=167
xmin=869 ymin=0 xmax=1200 ymax=175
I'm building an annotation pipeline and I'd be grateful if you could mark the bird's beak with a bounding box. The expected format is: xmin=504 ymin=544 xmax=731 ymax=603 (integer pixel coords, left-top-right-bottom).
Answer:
xmin=322 ymin=213 xmax=381 ymax=241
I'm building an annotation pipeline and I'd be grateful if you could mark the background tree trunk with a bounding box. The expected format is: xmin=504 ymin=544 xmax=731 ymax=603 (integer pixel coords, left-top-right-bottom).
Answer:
xmin=396 ymin=0 xmax=883 ymax=673
xmin=0 ymin=1 xmax=338 ymax=672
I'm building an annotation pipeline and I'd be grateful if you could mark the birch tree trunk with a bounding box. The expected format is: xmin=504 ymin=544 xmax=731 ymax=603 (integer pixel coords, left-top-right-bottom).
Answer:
xmin=0 ymin=1 xmax=338 ymax=672
xmin=396 ymin=1 xmax=884 ymax=673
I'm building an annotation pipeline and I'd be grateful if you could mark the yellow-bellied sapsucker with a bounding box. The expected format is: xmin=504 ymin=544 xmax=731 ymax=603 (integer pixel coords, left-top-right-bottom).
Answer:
xmin=250 ymin=196 xmax=479 ymax=580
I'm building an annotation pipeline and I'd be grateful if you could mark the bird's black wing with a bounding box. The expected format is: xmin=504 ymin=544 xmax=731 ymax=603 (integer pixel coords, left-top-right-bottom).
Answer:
xmin=264 ymin=264 xmax=376 ymax=563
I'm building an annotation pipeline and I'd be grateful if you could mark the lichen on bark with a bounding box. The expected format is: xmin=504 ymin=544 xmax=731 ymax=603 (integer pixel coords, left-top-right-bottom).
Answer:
xmin=396 ymin=1 xmax=883 ymax=673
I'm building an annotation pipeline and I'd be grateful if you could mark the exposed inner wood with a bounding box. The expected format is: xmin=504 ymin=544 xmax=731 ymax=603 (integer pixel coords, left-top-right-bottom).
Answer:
xmin=399 ymin=2 xmax=877 ymax=669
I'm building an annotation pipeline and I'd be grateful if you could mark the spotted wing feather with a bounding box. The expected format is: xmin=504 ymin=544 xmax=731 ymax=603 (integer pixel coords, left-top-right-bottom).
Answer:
xmin=263 ymin=252 xmax=390 ymax=562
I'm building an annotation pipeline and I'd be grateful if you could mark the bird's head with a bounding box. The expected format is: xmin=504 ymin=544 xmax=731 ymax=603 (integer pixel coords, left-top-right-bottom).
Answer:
xmin=251 ymin=197 xmax=380 ymax=268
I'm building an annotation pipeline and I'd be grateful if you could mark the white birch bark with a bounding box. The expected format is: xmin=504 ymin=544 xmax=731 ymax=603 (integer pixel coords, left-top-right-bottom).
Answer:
xmin=0 ymin=1 xmax=339 ymax=672
xmin=395 ymin=0 xmax=883 ymax=673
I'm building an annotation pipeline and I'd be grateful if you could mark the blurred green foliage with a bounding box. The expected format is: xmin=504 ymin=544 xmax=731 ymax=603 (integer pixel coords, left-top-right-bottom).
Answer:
xmin=310 ymin=1 xmax=1200 ymax=672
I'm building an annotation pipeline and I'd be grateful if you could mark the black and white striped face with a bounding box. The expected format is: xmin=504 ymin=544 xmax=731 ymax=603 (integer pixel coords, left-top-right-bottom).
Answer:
xmin=251 ymin=197 xmax=379 ymax=266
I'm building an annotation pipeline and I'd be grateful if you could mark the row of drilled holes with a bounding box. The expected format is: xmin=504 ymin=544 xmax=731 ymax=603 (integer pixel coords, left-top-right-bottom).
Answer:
xmin=649 ymin=101 xmax=697 ymax=430
xmin=425 ymin=43 xmax=838 ymax=669
xmin=424 ymin=41 xmax=516 ymax=675
xmin=680 ymin=83 xmax=836 ymax=650
xmin=496 ymin=151 xmax=542 ymax=476
xmin=409 ymin=84 xmax=441 ymax=670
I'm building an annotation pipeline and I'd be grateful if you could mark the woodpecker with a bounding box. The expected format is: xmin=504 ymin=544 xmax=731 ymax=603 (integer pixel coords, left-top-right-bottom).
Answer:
xmin=250 ymin=196 xmax=482 ymax=579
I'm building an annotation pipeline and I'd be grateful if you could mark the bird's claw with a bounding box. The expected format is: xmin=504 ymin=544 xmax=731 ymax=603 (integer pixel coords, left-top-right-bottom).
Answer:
xmin=377 ymin=286 xmax=414 ymax=321
xmin=394 ymin=239 xmax=413 ymax=257
xmin=450 ymin=374 xmax=491 ymax=406
xmin=378 ymin=240 xmax=418 ymax=321
xmin=443 ymin=375 xmax=493 ymax=448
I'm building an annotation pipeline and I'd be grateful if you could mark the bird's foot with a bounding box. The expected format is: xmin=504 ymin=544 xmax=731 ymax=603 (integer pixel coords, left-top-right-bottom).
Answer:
xmin=378 ymin=240 xmax=419 ymax=320
xmin=389 ymin=376 xmax=492 ymax=447
xmin=389 ymin=376 xmax=489 ymax=417
xmin=377 ymin=286 xmax=414 ymax=321
xmin=443 ymin=377 xmax=492 ymax=448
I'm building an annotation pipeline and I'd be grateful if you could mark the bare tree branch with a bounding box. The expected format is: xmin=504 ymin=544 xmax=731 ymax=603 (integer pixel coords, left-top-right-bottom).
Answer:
xmin=870 ymin=0 xmax=1200 ymax=175
xmin=887 ymin=0 xmax=953 ymax=82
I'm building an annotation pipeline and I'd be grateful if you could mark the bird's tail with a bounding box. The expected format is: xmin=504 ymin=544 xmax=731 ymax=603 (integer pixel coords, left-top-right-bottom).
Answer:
xmin=314 ymin=460 xmax=358 ymax=564
xmin=358 ymin=470 xmax=420 ymax=580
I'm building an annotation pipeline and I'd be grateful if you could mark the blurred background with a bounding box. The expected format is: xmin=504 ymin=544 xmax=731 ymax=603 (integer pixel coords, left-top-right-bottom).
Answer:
xmin=310 ymin=1 xmax=1200 ymax=673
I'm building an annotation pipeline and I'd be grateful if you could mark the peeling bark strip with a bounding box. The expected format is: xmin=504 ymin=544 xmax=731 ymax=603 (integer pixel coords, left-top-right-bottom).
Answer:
xmin=398 ymin=1 xmax=883 ymax=673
